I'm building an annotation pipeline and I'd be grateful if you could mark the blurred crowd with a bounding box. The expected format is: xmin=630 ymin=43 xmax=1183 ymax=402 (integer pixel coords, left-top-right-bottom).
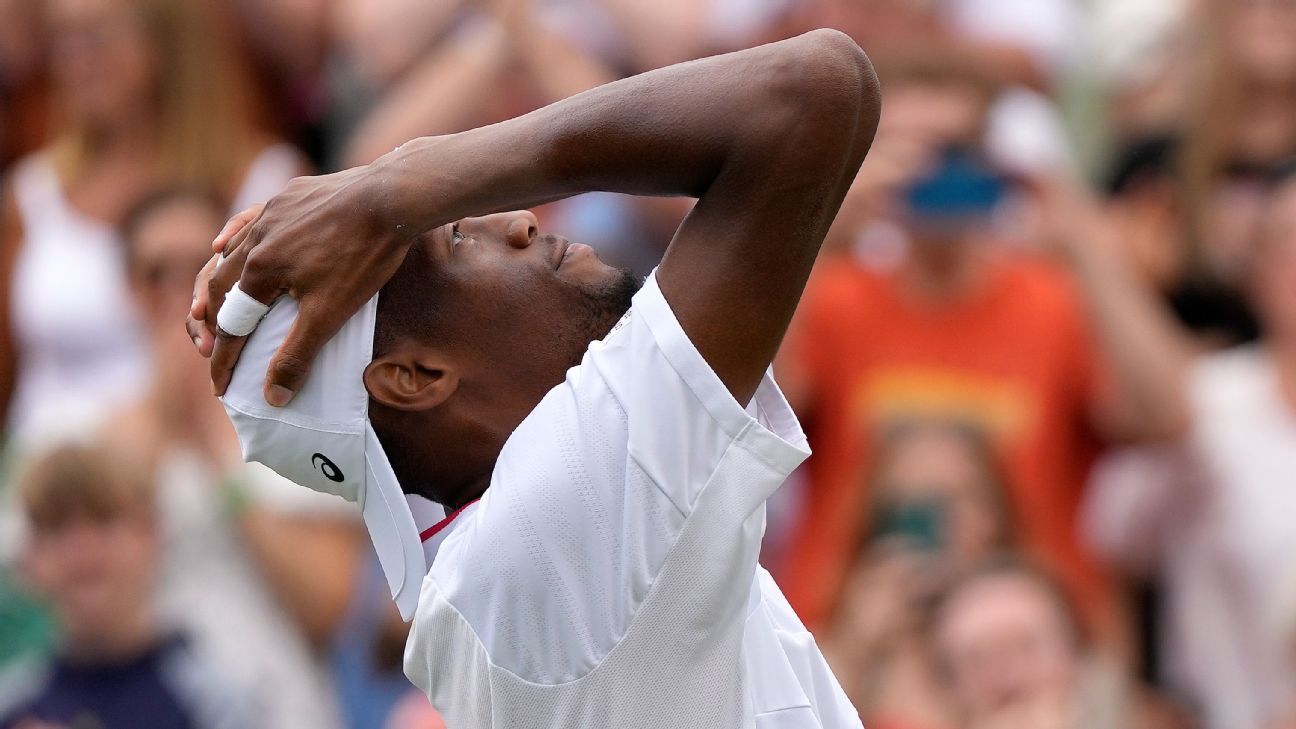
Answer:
xmin=0 ymin=0 xmax=1295 ymax=728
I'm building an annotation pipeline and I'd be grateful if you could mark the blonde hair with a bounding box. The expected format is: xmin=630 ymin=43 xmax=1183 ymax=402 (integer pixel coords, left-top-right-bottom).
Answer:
xmin=20 ymin=441 xmax=154 ymax=531
xmin=51 ymin=0 xmax=258 ymax=197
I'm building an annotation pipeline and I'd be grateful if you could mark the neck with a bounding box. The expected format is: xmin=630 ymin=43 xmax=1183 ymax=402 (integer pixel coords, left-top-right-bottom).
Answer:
xmin=81 ymin=107 xmax=159 ymax=159
xmin=901 ymin=240 xmax=983 ymax=300
xmin=379 ymin=406 xmax=503 ymax=510
xmin=63 ymin=609 xmax=158 ymax=664
xmin=447 ymin=476 xmax=491 ymax=510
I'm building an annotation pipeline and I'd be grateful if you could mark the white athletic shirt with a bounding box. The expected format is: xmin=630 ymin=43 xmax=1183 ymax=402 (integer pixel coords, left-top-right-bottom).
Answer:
xmin=404 ymin=273 xmax=861 ymax=729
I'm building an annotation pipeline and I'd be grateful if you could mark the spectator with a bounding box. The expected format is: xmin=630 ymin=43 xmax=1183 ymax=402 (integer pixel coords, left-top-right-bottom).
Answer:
xmin=775 ymin=56 xmax=1184 ymax=634
xmin=1100 ymin=137 xmax=1260 ymax=349
xmin=105 ymin=187 xmax=364 ymax=729
xmin=331 ymin=556 xmax=418 ymax=729
xmin=785 ymin=0 xmax=1079 ymax=178
xmin=931 ymin=558 xmax=1180 ymax=729
xmin=1 ymin=442 xmax=255 ymax=729
xmin=820 ymin=419 xmax=1014 ymax=729
xmin=336 ymin=0 xmax=613 ymax=168
xmin=1084 ymin=0 xmax=1296 ymax=363
xmin=0 ymin=0 xmax=48 ymax=170
xmin=1085 ymin=169 xmax=1296 ymax=729
xmin=0 ymin=0 xmax=306 ymax=446
xmin=1089 ymin=0 xmax=1192 ymax=140
xmin=1180 ymin=0 xmax=1296 ymax=289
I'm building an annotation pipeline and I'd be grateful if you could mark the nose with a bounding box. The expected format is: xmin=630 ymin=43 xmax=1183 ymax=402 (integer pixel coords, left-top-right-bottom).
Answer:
xmin=459 ymin=210 xmax=539 ymax=250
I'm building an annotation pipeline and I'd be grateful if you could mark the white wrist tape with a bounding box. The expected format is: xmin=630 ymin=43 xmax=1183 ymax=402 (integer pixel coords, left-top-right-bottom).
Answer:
xmin=216 ymin=283 xmax=272 ymax=337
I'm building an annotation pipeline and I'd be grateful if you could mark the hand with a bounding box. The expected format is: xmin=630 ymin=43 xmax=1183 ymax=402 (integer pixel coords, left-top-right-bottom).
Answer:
xmin=188 ymin=166 xmax=416 ymax=405
xmin=186 ymin=203 xmax=265 ymax=356
xmin=832 ymin=546 xmax=928 ymax=660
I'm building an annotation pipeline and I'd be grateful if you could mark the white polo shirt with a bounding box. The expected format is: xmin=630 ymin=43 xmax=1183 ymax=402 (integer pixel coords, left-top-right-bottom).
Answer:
xmin=404 ymin=272 xmax=861 ymax=729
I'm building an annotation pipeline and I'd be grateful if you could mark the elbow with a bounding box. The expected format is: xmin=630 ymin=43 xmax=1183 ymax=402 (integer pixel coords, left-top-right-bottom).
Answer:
xmin=760 ymin=29 xmax=881 ymax=164
xmin=784 ymin=31 xmax=879 ymax=131
xmin=794 ymin=28 xmax=878 ymax=99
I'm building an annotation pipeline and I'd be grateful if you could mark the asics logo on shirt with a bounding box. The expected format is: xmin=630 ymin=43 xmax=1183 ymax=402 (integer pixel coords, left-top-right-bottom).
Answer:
xmin=312 ymin=453 xmax=344 ymax=482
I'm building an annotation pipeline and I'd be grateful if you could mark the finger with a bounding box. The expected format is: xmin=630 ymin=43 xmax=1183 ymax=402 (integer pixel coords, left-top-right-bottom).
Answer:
xmin=263 ymin=303 xmax=337 ymax=406
xmin=187 ymin=254 xmax=220 ymax=356
xmin=210 ymin=328 xmax=251 ymax=397
xmin=191 ymin=254 xmax=218 ymax=320
xmin=205 ymin=237 xmax=260 ymax=334
xmin=212 ymin=203 xmax=265 ymax=254
xmin=208 ymin=244 xmax=286 ymax=398
xmin=185 ymin=314 xmax=214 ymax=357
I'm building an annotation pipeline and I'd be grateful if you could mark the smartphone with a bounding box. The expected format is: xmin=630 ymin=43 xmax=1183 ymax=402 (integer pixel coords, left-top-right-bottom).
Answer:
xmin=871 ymin=500 xmax=946 ymax=552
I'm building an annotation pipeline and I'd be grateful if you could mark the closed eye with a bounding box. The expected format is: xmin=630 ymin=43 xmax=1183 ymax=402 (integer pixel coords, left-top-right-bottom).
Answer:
xmin=451 ymin=222 xmax=465 ymax=247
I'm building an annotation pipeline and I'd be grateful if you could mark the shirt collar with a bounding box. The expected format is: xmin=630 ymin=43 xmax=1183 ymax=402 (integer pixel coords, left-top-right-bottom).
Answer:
xmin=419 ymin=498 xmax=480 ymax=565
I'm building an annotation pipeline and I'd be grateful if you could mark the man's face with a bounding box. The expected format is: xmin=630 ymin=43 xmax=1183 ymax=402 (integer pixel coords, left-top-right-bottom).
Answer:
xmin=406 ymin=210 xmax=638 ymax=373
xmin=935 ymin=573 xmax=1079 ymax=718
xmin=23 ymin=514 xmax=156 ymax=647
xmin=369 ymin=210 xmax=640 ymax=493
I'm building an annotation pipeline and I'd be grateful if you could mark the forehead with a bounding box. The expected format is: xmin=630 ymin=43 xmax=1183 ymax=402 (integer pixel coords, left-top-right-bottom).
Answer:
xmin=49 ymin=0 xmax=130 ymax=23
xmin=939 ymin=574 xmax=1062 ymax=644
xmin=130 ymin=198 xmax=223 ymax=258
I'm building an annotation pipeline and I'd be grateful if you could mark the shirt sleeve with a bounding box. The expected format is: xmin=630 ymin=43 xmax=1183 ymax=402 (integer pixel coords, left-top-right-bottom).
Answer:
xmin=599 ymin=271 xmax=812 ymax=515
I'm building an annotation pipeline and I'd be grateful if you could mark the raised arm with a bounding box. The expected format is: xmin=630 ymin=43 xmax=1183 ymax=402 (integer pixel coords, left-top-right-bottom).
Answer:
xmin=194 ymin=30 xmax=879 ymax=405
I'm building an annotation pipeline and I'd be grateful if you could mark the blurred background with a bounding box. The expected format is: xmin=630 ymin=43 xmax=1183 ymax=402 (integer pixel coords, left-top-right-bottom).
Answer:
xmin=1 ymin=0 xmax=1295 ymax=728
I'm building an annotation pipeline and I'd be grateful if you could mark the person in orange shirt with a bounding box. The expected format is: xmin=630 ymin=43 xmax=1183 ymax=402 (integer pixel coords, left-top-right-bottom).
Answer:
xmin=775 ymin=55 xmax=1189 ymax=633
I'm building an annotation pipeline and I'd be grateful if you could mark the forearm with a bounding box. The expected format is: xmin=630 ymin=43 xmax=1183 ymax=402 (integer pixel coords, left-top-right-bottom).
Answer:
xmin=238 ymin=510 xmax=365 ymax=645
xmin=368 ymin=30 xmax=872 ymax=233
xmin=1072 ymin=227 xmax=1192 ymax=442
xmin=514 ymin=24 xmax=616 ymax=105
xmin=344 ymin=23 xmax=509 ymax=167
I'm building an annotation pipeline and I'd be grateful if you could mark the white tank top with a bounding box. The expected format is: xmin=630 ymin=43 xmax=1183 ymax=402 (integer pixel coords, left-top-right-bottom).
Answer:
xmin=7 ymin=145 xmax=302 ymax=446
xmin=9 ymin=154 xmax=150 ymax=445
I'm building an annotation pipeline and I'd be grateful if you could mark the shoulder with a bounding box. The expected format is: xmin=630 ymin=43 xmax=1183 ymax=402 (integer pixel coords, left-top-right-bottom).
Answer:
xmin=3 ymin=152 xmax=55 ymax=229
xmin=0 ymin=657 xmax=54 ymax=728
xmin=1189 ymin=346 xmax=1271 ymax=409
xmin=246 ymin=141 xmax=308 ymax=176
xmin=233 ymin=141 xmax=310 ymax=211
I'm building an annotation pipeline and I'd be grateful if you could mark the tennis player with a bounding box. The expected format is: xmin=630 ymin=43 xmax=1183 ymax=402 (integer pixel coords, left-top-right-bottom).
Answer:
xmin=188 ymin=30 xmax=879 ymax=728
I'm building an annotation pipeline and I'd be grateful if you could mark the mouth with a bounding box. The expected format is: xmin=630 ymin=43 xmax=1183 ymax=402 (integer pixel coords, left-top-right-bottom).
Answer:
xmin=557 ymin=241 xmax=594 ymax=270
xmin=555 ymin=238 xmax=570 ymax=270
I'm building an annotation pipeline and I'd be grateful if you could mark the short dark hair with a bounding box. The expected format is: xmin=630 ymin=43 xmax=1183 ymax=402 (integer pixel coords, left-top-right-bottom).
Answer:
xmin=372 ymin=237 xmax=450 ymax=358
xmin=369 ymin=239 xmax=458 ymax=502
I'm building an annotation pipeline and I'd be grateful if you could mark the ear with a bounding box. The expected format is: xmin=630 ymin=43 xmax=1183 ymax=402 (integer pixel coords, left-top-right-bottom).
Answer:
xmin=364 ymin=345 xmax=460 ymax=412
